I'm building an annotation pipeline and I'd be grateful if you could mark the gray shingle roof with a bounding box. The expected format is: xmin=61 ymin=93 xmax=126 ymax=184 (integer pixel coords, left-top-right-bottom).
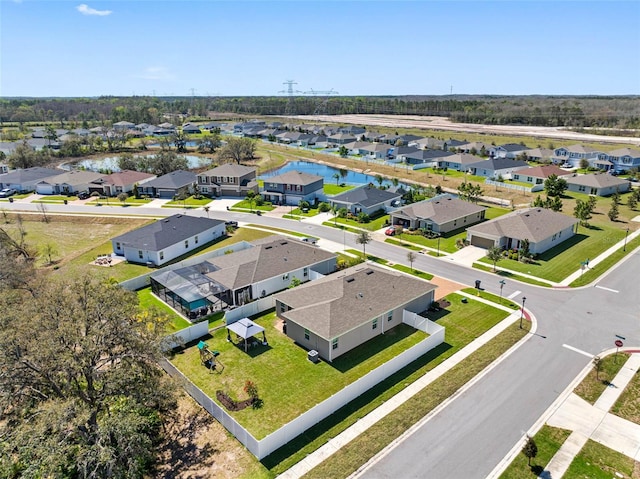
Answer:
xmin=38 ymin=170 xmax=105 ymax=186
xmin=142 ymin=170 xmax=196 ymax=189
xmin=112 ymin=214 xmax=224 ymax=251
xmin=0 ymin=167 xmax=63 ymax=183
xmin=275 ymin=264 xmax=436 ymax=339
xmin=200 ymin=164 xmax=256 ymax=177
xmin=265 ymin=170 xmax=323 ymax=186
xmin=331 ymin=185 xmax=401 ymax=208
xmin=466 ymin=208 xmax=577 ymax=243
xmin=204 ymin=236 xmax=335 ymax=290
xmin=567 ymin=174 xmax=631 ymax=189
xmin=393 ymin=195 xmax=486 ymax=224
xmin=466 ymin=157 xmax=530 ymax=170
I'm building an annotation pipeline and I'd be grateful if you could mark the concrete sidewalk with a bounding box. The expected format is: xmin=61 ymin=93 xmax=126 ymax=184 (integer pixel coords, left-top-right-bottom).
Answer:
xmin=542 ymin=353 xmax=640 ymax=478
xmin=278 ymin=301 xmax=531 ymax=479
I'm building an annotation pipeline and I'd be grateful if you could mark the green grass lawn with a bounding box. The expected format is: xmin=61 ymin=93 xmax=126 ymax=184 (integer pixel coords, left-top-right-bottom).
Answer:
xmin=473 ymin=263 xmax=554 ymax=287
xmin=137 ymin=287 xmax=191 ymax=333
xmin=574 ymin=353 xmax=630 ymax=405
xmin=564 ymin=440 xmax=638 ymax=479
xmin=498 ymin=425 xmax=571 ymax=479
xmin=324 ymin=183 xmax=356 ymax=195
xmin=461 ymin=287 xmax=520 ymax=309
xmin=289 ymin=207 xmax=321 ymax=217
xmin=170 ymin=312 xmax=428 ymax=439
xmin=478 ymin=222 xmax=627 ymax=283
xmin=429 ymin=168 xmax=486 ymax=183
xmin=162 ymin=196 xmax=214 ymax=207
xmin=333 ymin=213 xmax=390 ymax=231
xmin=611 ymin=364 xmax=640 ymax=424
xmin=231 ymin=199 xmax=275 ymax=211
xmin=570 ymin=234 xmax=640 ymax=287
xmin=33 ymin=195 xmax=78 ymax=203
xmin=384 ymin=238 xmax=423 ymax=251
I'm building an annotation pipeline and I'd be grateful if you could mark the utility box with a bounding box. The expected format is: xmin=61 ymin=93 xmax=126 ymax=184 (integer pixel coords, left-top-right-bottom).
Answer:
xmin=308 ymin=350 xmax=319 ymax=364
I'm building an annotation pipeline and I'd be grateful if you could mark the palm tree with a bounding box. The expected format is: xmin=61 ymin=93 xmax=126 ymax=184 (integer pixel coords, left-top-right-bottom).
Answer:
xmin=356 ymin=231 xmax=372 ymax=260
xmin=333 ymin=172 xmax=340 ymax=185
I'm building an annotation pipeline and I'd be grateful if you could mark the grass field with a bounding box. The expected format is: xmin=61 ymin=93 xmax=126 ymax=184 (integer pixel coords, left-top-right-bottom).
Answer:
xmin=498 ymin=425 xmax=571 ymax=479
xmin=574 ymin=353 xmax=630 ymax=405
xmin=611 ymin=363 xmax=640 ymax=424
xmin=163 ymin=196 xmax=213 ymax=207
xmin=564 ymin=440 xmax=638 ymax=479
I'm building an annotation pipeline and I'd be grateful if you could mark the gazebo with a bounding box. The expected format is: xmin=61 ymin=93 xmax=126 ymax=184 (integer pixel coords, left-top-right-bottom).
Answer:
xmin=226 ymin=318 xmax=267 ymax=352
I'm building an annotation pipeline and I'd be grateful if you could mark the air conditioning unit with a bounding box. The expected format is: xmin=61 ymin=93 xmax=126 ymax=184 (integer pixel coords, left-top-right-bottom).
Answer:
xmin=308 ymin=350 xmax=319 ymax=364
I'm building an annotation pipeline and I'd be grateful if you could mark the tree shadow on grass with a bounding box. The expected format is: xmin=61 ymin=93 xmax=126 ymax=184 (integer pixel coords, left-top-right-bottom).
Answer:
xmin=535 ymin=233 xmax=588 ymax=261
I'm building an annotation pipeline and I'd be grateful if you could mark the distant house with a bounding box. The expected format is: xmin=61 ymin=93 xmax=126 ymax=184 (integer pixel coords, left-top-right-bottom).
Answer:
xmin=0 ymin=167 xmax=63 ymax=192
xmin=525 ymin=148 xmax=555 ymax=163
xmin=388 ymin=146 xmax=420 ymax=161
xmin=261 ymin=171 xmax=323 ymax=206
xmin=490 ymin=143 xmax=530 ymax=159
xmin=466 ymin=208 xmax=577 ymax=253
xmin=195 ymin=235 xmax=337 ymax=307
xmin=360 ymin=142 xmax=393 ymax=159
xmin=511 ymin=165 xmax=574 ymax=186
xmin=553 ymin=144 xmax=605 ymax=167
xmin=606 ymin=148 xmax=640 ymax=172
xmin=330 ymin=185 xmax=402 ymax=216
xmin=182 ymin=124 xmax=202 ymax=134
xmin=343 ymin=141 xmax=374 ymax=156
xmin=437 ymin=153 xmax=485 ymax=171
xmin=88 ymin=170 xmax=156 ymax=197
xmin=398 ymin=149 xmax=453 ymax=165
xmin=466 ymin=157 xmax=530 ymax=179
xmin=328 ymin=133 xmax=356 ymax=146
xmin=457 ymin=141 xmax=492 ymax=155
xmin=412 ymin=137 xmax=446 ymax=150
xmin=0 ymin=164 xmax=8 ymax=175
xmin=390 ymin=195 xmax=487 ymax=233
xmin=137 ymin=170 xmax=197 ymax=199
xmin=275 ymin=264 xmax=437 ymax=361
xmin=338 ymin=125 xmax=366 ymax=136
xmin=566 ymin=174 xmax=631 ymax=196
xmin=112 ymin=214 xmax=226 ymax=266
xmin=197 ymin=164 xmax=258 ymax=197
xmin=35 ymin=170 xmax=106 ymax=195
xmin=113 ymin=121 xmax=135 ymax=131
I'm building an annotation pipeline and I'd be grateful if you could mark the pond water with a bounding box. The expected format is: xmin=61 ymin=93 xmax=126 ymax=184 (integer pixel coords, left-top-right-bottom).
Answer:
xmin=75 ymin=155 xmax=208 ymax=172
xmin=259 ymin=160 xmax=408 ymax=188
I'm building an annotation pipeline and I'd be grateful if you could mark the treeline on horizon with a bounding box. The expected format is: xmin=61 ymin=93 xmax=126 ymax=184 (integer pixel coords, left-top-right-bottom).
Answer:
xmin=1 ymin=94 xmax=639 ymax=129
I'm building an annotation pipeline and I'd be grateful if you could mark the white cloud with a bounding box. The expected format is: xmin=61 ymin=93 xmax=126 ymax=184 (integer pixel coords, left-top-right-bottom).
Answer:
xmin=76 ymin=4 xmax=112 ymax=16
xmin=133 ymin=67 xmax=176 ymax=81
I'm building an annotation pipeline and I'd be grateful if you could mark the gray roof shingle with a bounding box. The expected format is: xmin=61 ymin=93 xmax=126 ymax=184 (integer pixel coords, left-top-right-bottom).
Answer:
xmin=331 ymin=185 xmax=401 ymax=208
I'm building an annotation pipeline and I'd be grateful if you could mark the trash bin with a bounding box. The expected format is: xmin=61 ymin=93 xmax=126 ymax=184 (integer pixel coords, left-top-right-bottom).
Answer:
xmin=63 ymin=199 xmax=68 ymax=205
xmin=8 ymin=197 xmax=13 ymax=203
xmin=475 ymin=280 xmax=481 ymax=289
xmin=308 ymin=350 xmax=319 ymax=363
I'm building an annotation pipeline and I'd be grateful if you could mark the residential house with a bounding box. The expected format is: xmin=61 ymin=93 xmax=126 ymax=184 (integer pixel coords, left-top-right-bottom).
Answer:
xmin=200 ymin=235 xmax=336 ymax=307
xmin=0 ymin=142 xmax=18 ymax=156
xmin=525 ymin=148 xmax=555 ymax=163
xmin=137 ymin=170 xmax=197 ymax=199
xmin=261 ymin=170 xmax=323 ymax=206
xmin=330 ymin=185 xmax=402 ymax=216
xmin=0 ymin=164 xmax=8 ymax=174
xmin=0 ymin=167 xmax=63 ymax=192
xmin=466 ymin=207 xmax=577 ymax=253
xmin=35 ymin=170 xmax=106 ymax=195
xmin=466 ymin=157 xmax=530 ymax=179
xmin=566 ymin=174 xmax=631 ymax=196
xmin=182 ymin=124 xmax=202 ymax=135
xmin=437 ymin=153 xmax=484 ymax=171
xmin=305 ymin=135 xmax=328 ymax=148
xmin=112 ymin=214 xmax=226 ymax=266
xmin=490 ymin=143 xmax=530 ymax=159
xmin=396 ymin=134 xmax=424 ymax=146
xmin=343 ymin=141 xmax=375 ymax=156
xmin=412 ymin=137 xmax=446 ymax=150
xmin=511 ymin=165 xmax=574 ymax=187
xmin=158 ymin=122 xmax=176 ymax=131
xmin=275 ymin=264 xmax=437 ymax=361
xmin=113 ymin=121 xmax=135 ymax=131
xmin=606 ymin=148 xmax=640 ymax=172
xmin=328 ymin=132 xmax=356 ymax=146
xmin=360 ymin=142 xmax=393 ymax=159
xmin=398 ymin=149 xmax=453 ymax=166
xmin=362 ymin=131 xmax=385 ymax=142
xmin=390 ymin=195 xmax=486 ymax=233
xmin=197 ymin=164 xmax=258 ymax=197
xmin=88 ymin=170 xmax=156 ymax=197
xmin=457 ymin=141 xmax=492 ymax=155
xmin=552 ymin=144 xmax=605 ymax=168
xmin=443 ymin=139 xmax=466 ymax=151
xmin=338 ymin=125 xmax=366 ymax=136
xmin=388 ymin=146 xmax=420 ymax=161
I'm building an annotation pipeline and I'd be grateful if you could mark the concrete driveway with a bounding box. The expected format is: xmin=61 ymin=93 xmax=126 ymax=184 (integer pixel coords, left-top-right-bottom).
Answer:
xmin=444 ymin=244 xmax=487 ymax=267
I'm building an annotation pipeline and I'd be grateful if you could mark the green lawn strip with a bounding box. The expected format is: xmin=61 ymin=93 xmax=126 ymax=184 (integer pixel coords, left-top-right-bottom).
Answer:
xmin=231 ymin=199 xmax=275 ymax=211
xmin=301 ymin=316 xmax=526 ymax=479
xmin=137 ymin=287 xmax=190 ymax=333
xmin=389 ymin=231 xmax=465 ymax=253
xmin=570 ymin=235 xmax=640 ymax=287
xmin=574 ymin=353 xmax=630 ymax=405
xmin=384 ymin=238 xmax=423 ymax=251
xmin=171 ymin=312 xmax=428 ymax=440
xmin=32 ymin=195 xmax=79 ymax=202
xmin=161 ymin=204 xmax=202 ymax=209
xmin=498 ymin=425 xmax=572 ymax=479
xmin=290 ymin=207 xmax=320 ymax=217
xmin=472 ymin=263 xmax=553 ymax=287
xmin=611 ymin=364 xmax=640 ymax=424
xmin=428 ymin=168 xmax=485 ymax=183
xmin=461 ymin=288 xmax=520 ymax=309
xmin=564 ymin=440 xmax=638 ymax=479
xmin=244 ymin=224 xmax=310 ymax=238
xmin=390 ymin=263 xmax=434 ymax=280
xmin=163 ymin=196 xmax=213 ymax=207
xmin=324 ymin=184 xmax=355 ymax=195
xmin=477 ymin=223 xmax=627 ymax=283
xmin=333 ymin=214 xmax=390 ymax=231
xmin=322 ymin=221 xmax=363 ymax=234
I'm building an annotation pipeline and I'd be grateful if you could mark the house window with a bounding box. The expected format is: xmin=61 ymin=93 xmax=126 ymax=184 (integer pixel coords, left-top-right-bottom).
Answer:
xmin=527 ymin=177 xmax=532 ymax=183
xmin=159 ymin=251 xmax=164 ymax=260
xmin=303 ymin=267 xmax=308 ymax=277
xmin=387 ymin=311 xmax=393 ymax=322
xmin=372 ymin=318 xmax=378 ymax=330
xmin=558 ymin=231 xmax=562 ymax=238
xmin=195 ymin=235 xmax=199 ymax=244
xmin=578 ymin=185 xmax=586 ymax=192
xmin=138 ymin=250 xmax=143 ymax=259
xmin=116 ymin=242 xmax=121 ymax=250
xmin=514 ymin=175 xmax=520 ymax=180
xmin=184 ymin=240 xmax=189 ymax=248
xmin=332 ymin=338 xmax=338 ymax=350
xmin=304 ymin=329 xmax=310 ymax=341
xmin=552 ymin=233 xmax=557 ymax=241
xmin=201 ymin=187 xmax=208 ymax=193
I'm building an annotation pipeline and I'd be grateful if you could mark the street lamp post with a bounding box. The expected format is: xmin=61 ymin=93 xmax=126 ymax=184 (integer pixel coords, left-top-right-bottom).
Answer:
xmin=499 ymin=280 xmax=506 ymax=301
xmin=437 ymin=236 xmax=441 ymax=257
xmin=519 ymin=296 xmax=527 ymax=329
xmin=623 ymin=227 xmax=629 ymax=252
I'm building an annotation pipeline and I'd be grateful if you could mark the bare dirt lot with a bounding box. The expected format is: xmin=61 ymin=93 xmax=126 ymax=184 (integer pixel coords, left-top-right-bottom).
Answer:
xmin=291 ymin=114 xmax=640 ymax=146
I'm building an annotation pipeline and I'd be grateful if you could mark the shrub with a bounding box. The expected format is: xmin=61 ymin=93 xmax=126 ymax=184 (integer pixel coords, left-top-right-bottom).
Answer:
xmin=357 ymin=212 xmax=370 ymax=223
xmin=254 ymin=195 xmax=264 ymax=206
xmin=318 ymin=202 xmax=331 ymax=212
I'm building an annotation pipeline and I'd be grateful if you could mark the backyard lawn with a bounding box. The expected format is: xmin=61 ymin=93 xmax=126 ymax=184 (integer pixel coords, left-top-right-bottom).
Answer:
xmin=324 ymin=183 xmax=356 ymax=195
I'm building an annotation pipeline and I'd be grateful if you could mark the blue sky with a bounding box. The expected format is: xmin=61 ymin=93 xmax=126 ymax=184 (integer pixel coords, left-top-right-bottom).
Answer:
xmin=1 ymin=1 xmax=639 ymax=97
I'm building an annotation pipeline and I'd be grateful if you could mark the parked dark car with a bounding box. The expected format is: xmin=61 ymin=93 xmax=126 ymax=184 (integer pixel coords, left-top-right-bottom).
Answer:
xmin=225 ymin=220 xmax=238 ymax=228
xmin=77 ymin=191 xmax=90 ymax=200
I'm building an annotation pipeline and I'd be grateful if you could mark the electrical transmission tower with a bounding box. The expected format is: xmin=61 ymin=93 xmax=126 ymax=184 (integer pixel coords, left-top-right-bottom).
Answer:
xmin=278 ymin=80 xmax=303 ymax=115
xmin=303 ymin=88 xmax=339 ymax=116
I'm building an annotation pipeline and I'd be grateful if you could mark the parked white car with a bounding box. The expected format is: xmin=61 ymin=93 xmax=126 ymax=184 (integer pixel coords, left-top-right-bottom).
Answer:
xmin=0 ymin=188 xmax=17 ymax=198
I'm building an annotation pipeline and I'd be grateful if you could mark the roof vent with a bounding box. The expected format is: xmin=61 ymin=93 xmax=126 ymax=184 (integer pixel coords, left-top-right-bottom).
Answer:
xmin=365 ymin=270 xmax=374 ymax=275
xmin=280 ymin=241 xmax=288 ymax=245
xmin=163 ymin=219 xmax=170 ymax=223
xmin=265 ymin=246 xmax=272 ymax=250
xmin=358 ymin=292 xmax=364 ymax=298
xmin=346 ymin=278 xmax=355 ymax=283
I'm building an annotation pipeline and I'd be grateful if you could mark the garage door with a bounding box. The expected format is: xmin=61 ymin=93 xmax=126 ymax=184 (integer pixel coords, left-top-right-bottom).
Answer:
xmin=470 ymin=235 xmax=495 ymax=249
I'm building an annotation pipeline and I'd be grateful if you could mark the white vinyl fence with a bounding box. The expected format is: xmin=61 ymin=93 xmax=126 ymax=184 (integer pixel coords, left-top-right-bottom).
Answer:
xmin=164 ymin=320 xmax=210 ymax=350
xmin=224 ymin=296 xmax=275 ymax=324
xmin=162 ymin=315 xmax=445 ymax=459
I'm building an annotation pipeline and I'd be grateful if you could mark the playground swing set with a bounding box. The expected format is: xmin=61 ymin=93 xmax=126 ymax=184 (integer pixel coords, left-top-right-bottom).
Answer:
xmin=198 ymin=340 xmax=224 ymax=373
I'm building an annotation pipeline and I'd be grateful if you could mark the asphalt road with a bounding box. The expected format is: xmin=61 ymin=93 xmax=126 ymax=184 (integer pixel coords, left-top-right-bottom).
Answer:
xmin=4 ymin=201 xmax=639 ymax=478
